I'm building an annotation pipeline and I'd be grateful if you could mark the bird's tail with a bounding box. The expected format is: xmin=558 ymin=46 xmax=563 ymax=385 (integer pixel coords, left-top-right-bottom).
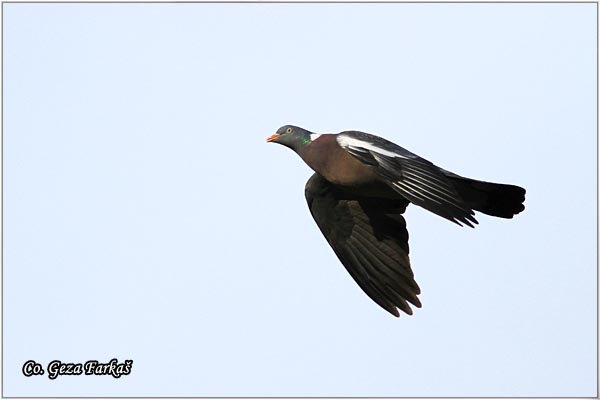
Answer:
xmin=446 ymin=174 xmax=526 ymax=219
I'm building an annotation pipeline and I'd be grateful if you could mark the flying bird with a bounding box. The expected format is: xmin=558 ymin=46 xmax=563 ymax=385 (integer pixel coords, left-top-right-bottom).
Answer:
xmin=267 ymin=125 xmax=525 ymax=317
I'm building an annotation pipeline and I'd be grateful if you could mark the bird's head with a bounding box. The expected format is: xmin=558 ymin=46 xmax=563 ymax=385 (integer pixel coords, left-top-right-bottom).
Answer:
xmin=266 ymin=125 xmax=315 ymax=152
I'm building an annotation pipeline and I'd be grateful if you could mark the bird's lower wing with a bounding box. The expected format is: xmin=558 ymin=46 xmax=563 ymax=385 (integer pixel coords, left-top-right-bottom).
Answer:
xmin=337 ymin=131 xmax=478 ymax=227
xmin=305 ymin=173 xmax=420 ymax=317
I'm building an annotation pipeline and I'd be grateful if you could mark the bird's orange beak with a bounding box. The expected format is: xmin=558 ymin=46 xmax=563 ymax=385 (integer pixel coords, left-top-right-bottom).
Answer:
xmin=266 ymin=133 xmax=280 ymax=143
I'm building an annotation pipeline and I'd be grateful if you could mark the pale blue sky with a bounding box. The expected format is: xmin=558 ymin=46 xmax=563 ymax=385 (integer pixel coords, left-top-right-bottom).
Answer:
xmin=3 ymin=2 xmax=597 ymax=397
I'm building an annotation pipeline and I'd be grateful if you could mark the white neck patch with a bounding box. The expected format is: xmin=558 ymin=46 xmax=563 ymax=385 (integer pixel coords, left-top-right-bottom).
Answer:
xmin=310 ymin=133 xmax=322 ymax=141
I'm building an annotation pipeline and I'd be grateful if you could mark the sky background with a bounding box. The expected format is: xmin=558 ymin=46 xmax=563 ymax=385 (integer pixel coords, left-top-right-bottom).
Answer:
xmin=3 ymin=2 xmax=597 ymax=397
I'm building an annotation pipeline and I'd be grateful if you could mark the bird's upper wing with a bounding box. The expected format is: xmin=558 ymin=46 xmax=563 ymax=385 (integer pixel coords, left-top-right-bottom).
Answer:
xmin=336 ymin=131 xmax=478 ymax=227
xmin=305 ymin=173 xmax=421 ymax=317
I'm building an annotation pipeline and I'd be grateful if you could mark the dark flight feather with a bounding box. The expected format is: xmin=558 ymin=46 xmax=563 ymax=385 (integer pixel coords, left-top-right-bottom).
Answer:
xmin=305 ymin=173 xmax=420 ymax=317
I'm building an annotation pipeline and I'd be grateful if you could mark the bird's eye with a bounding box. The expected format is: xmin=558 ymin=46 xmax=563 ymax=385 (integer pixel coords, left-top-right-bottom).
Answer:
xmin=286 ymin=127 xmax=293 ymax=134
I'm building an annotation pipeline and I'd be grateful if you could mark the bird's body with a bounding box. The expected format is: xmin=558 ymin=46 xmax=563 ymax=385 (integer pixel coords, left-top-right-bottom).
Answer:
xmin=300 ymin=134 xmax=380 ymax=187
xmin=267 ymin=125 xmax=526 ymax=317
